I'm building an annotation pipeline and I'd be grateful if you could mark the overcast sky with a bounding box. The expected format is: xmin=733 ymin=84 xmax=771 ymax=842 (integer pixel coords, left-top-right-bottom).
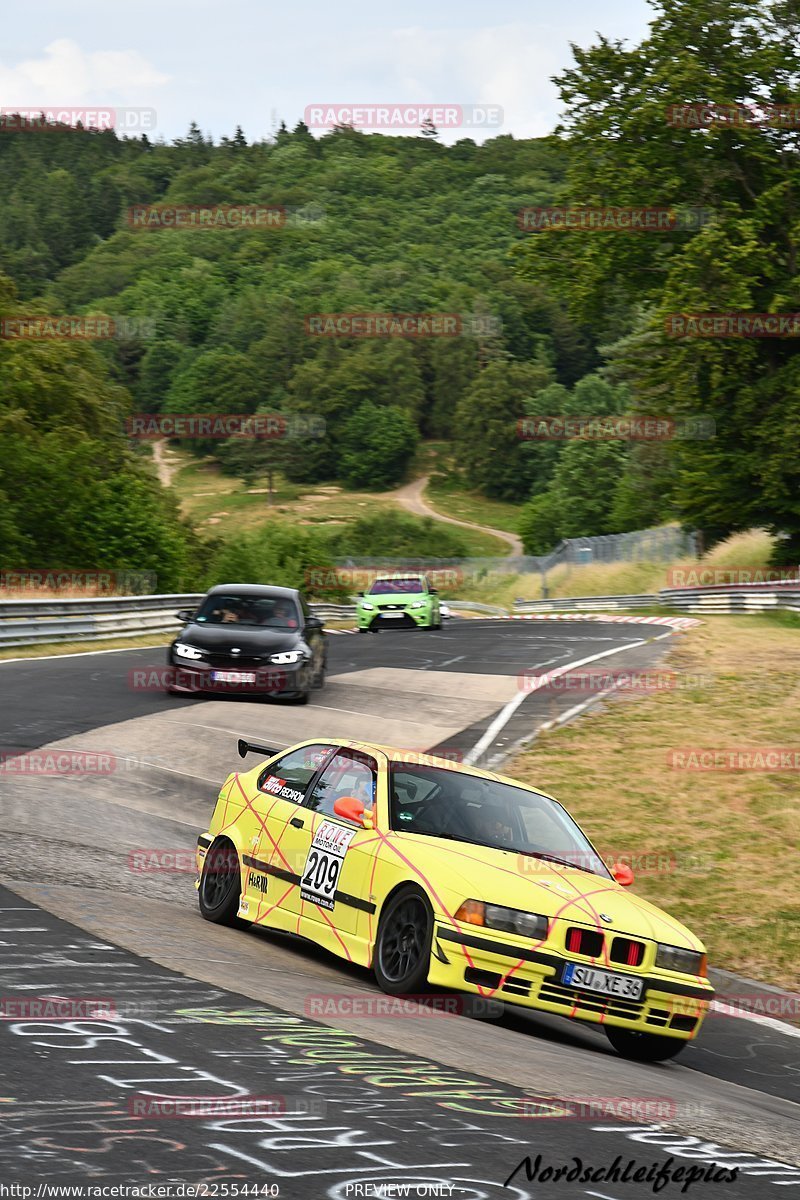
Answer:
xmin=1 ymin=0 xmax=654 ymax=144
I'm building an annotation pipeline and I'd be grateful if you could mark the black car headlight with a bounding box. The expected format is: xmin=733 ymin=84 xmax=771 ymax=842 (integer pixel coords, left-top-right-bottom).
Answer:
xmin=656 ymin=944 xmax=706 ymax=976
xmin=270 ymin=650 xmax=304 ymax=665
xmin=456 ymin=899 xmax=548 ymax=941
xmin=174 ymin=643 xmax=204 ymax=660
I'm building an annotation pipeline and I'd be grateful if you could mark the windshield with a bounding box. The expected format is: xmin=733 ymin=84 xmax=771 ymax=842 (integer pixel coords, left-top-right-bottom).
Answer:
xmin=194 ymin=593 xmax=300 ymax=629
xmin=389 ymin=764 xmax=610 ymax=877
xmin=369 ymin=578 xmax=425 ymax=595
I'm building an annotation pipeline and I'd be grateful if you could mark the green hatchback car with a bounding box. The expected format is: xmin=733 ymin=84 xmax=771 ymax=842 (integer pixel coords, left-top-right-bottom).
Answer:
xmin=356 ymin=573 xmax=441 ymax=632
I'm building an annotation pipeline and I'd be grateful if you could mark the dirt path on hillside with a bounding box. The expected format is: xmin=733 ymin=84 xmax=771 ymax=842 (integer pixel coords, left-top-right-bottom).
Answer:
xmin=390 ymin=475 xmax=523 ymax=555
xmin=152 ymin=439 xmax=177 ymax=488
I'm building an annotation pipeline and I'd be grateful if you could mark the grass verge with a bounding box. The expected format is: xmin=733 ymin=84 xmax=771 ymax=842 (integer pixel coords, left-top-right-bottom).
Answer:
xmin=0 ymin=634 xmax=171 ymax=661
xmin=508 ymin=612 xmax=800 ymax=990
xmin=455 ymin=529 xmax=779 ymax=607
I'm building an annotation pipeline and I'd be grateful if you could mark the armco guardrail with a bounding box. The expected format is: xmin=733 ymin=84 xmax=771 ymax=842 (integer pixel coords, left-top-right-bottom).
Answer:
xmin=0 ymin=594 xmax=206 ymax=649
xmin=514 ymin=583 xmax=800 ymax=616
xmin=514 ymin=594 xmax=658 ymax=612
xmin=660 ymin=584 xmax=800 ymax=614
xmin=0 ymin=595 xmax=367 ymax=649
xmin=3 ymin=581 xmax=797 ymax=650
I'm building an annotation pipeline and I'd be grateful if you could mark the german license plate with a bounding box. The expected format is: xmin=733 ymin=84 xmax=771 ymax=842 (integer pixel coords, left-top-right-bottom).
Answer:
xmin=562 ymin=963 xmax=643 ymax=1000
xmin=380 ymin=611 xmax=405 ymax=618
xmin=211 ymin=670 xmax=256 ymax=684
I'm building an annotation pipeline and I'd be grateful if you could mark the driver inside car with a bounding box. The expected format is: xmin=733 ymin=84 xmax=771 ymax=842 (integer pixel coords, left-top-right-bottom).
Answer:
xmin=468 ymin=802 xmax=516 ymax=847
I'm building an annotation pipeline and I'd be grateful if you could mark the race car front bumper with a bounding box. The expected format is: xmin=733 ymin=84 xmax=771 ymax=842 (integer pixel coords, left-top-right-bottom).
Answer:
xmin=428 ymin=924 xmax=714 ymax=1041
xmin=166 ymin=660 xmax=309 ymax=697
xmin=358 ymin=607 xmax=434 ymax=630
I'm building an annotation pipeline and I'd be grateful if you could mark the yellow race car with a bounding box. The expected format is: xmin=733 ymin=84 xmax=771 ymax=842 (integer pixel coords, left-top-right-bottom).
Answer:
xmin=196 ymin=737 xmax=714 ymax=1062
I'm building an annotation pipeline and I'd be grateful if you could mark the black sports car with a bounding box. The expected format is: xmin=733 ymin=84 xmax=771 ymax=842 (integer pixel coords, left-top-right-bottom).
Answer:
xmin=166 ymin=584 xmax=326 ymax=703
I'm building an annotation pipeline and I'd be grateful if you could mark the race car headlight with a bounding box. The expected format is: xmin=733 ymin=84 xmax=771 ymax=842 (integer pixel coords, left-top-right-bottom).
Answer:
xmin=174 ymin=643 xmax=204 ymax=660
xmin=270 ymin=650 xmax=303 ymax=664
xmin=656 ymin=944 xmax=706 ymax=976
xmin=455 ymin=900 xmax=548 ymax=941
xmin=360 ymin=602 xmax=375 ymax=611
xmin=410 ymin=601 xmax=426 ymax=609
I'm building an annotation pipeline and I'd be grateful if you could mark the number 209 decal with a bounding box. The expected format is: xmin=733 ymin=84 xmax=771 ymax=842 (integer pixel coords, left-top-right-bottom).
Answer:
xmin=300 ymin=820 xmax=356 ymax=910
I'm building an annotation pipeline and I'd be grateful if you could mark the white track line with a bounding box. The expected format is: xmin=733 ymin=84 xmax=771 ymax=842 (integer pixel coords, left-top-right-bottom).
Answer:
xmin=711 ymin=1000 xmax=800 ymax=1039
xmin=0 ymin=644 xmax=168 ymax=666
xmin=464 ymin=634 xmax=667 ymax=765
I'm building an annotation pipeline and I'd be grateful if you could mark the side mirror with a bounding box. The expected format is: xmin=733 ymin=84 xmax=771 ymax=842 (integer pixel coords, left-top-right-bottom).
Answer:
xmin=429 ymin=588 xmax=438 ymax=595
xmin=611 ymin=863 xmax=635 ymax=887
xmin=176 ymin=609 xmax=194 ymax=623
xmin=356 ymin=591 xmax=364 ymax=598
xmin=332 ymin=796 xmax=373 ymax=827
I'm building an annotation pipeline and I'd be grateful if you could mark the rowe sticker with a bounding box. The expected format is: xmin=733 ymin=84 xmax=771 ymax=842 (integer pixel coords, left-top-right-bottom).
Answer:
xmin=261 ymin=775 xmax=305 ymax=803
xmin=300 ymin=820 xmax=357 ymax=910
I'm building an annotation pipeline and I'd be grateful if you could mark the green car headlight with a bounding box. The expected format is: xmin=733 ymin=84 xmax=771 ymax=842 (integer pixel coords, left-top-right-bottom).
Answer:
xmin=360 ymin=602 xmax=375 ymax=611
xmin=656 ymin=944 xmax=706 ymax=975
xmin=409 ymin=601 xmax=426 ymax=609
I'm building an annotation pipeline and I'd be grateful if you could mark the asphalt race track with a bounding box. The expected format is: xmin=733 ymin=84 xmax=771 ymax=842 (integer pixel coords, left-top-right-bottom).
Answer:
xmin=1 ymin=619 xmax=799 ymax=1195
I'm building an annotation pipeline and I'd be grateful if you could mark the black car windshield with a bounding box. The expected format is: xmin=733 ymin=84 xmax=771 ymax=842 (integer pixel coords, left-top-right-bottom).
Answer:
xmin=194 ymin=594 xmax=300 ymax=629
xmin=389 ymin=764 xmax=610 ymax=878
xmin=369 ymin=578 xmax=424 ymax=595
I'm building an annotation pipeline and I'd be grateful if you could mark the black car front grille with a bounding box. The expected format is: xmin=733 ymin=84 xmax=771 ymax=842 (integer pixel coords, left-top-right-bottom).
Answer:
xmin=538 ymin=979 xmax=645 ymax=1021
xmin=610 ymin=937 xmax=646 ymax=967
xmin=565 ymin=927 xmax=605 ymax=957
xmin=205 ymin=654 xmax=264 ymax=669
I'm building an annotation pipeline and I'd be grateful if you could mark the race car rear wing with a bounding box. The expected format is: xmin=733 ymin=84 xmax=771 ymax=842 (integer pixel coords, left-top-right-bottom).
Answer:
xmin=237 ymin=738 xmax=280 ymax=760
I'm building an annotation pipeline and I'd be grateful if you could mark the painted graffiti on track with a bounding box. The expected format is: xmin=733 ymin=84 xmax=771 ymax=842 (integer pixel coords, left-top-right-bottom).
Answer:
xmin=1 ymin=888 xmax=799 ymax=1198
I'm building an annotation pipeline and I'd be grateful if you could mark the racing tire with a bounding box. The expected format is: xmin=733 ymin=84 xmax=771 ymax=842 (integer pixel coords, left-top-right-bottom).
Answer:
xmin=604 ymin=1026 xmax=687 ymax=1062
xmin=373 ymin=886 xmax=434 ymax=996
xmin=199 ymin=840 xmax=243 ymax=926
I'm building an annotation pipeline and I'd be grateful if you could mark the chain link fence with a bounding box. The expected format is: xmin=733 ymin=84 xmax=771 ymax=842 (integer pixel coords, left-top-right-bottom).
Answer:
xmin=336 ymin=525 xmax=699 ymax=580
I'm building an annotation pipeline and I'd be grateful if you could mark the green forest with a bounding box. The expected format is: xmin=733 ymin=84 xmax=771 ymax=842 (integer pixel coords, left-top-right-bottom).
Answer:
xmin=1 ymin=0 xmax=798 ymax=590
